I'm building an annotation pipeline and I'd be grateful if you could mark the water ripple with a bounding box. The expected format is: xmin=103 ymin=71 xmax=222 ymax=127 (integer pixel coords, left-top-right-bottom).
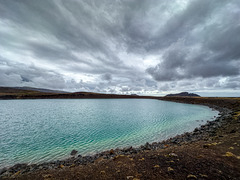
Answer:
xmin=0 ymin=99 xmax=218 ymax=168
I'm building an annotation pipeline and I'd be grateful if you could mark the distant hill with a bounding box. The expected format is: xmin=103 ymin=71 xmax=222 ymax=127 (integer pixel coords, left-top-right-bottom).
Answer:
xmin=165 ymin=92 xmax=200 ymax=97
xmin=11 ymin=87 xmax=68 ymax=93
xmin=0 ymin=86 xmax=147 ymax=100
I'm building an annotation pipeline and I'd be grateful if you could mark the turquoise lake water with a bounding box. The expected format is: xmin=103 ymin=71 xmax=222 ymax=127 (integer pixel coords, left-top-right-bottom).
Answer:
xmin=0 ymin=99 xmax=218 ymax=168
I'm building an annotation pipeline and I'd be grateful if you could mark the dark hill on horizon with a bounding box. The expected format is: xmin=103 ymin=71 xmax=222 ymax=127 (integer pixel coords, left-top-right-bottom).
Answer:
xmin=165 ymin=92 xmax=200 ymax=97
xmin=0 ymin=86 xmax=68 ymax=94
xmin=0 ymin=86 xmax=146 ymax=100
xmin=0 ymin=87 xmax=201 ymax=100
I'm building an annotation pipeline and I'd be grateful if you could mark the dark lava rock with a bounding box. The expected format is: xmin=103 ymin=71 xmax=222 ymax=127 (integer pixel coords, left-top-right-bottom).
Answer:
xmin=109 ymin=149 xmax=114 ymax=155
xmin=230 ymin=129 xmax=236 ymax=133
xmin=0 ymin=167 xmax=7 ymax=175
xmin=70 ymin=149 xmax=78 ymax=156
xmin=143 ymin=142 xmax=151 ymax=150
xmin=8 ymin=163 xmax=28 ymax=173
xmin=203 ymin=144 xmax=210 ymax=148
xmin=122 ymin=146 xmax=133 ymax=152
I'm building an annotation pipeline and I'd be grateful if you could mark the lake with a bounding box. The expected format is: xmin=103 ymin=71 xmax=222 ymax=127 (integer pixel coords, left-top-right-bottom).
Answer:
xmin=0 ymin=99 xmax=218 ymax=168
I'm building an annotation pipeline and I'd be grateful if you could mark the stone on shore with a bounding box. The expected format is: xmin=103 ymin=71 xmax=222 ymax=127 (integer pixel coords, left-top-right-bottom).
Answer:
xmin=167 ymin=167 xmax=174 ymax=172
xmin=70 ymin=149 xmax=78 ymax=156
xmin=169 ymin=153 xmax=178 ymax=157
xmin=109 ymin=149 xmax=114 ymax=155
xmin=187 ymin=174 xmax=197 ymax=179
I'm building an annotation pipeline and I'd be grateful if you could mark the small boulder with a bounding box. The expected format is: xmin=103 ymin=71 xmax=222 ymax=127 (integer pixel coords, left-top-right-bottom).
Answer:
xmin=169 ymin=153 xmax=178 ymax=157
xmin=13 ymin=170 xmax=21 ymax=177
xmin=70 ymin=149 xmax=78 ymax=156
xmin=0 ymin=167 xmax=7 ymax=175
xmin=126 ymin=176 xmax=134 ymax=179
xmin=100 ymin=170 xmax=106 ymax=174
xmin=109 ymin=149 xmax=114 ymax=155
xmin=59 ymin=164 xmax=64 ymax=168
xmin=43 ymin=174 xmax=52 ymax=179
xmin=187 ymin=174 xmax=197 ymax=179
xmin=230 ymin=129 xmax=236 ymax=133
xmin=203 ymin=144 xmax=210 ymax=148
xmin=144 ymin=142 xmax=151 ymax=150
xmin=9 ymin=163 xmax=27 ymax=173
xmin=200 ymin=174 xmax=208 ymax=178
xmin=224 ymin=152 xmax=234 ymax=157
xmin=70 ymin=164 xmax=75 ymax=168
xmin=167 ymin=167 xmax=174 ymax=172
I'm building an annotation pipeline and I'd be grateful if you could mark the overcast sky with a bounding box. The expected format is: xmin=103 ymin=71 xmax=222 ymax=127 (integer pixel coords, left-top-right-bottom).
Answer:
xmin=0 ymin=0 xmax=240 ymax=96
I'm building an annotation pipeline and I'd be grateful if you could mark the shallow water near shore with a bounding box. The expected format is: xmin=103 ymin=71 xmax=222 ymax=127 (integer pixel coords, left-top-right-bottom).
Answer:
xmin=0 ymin=99 xmax=218 ymax=168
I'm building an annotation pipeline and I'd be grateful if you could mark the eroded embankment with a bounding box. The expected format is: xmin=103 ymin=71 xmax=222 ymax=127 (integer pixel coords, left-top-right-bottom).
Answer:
xmin=1 ymin=97 xmax=240 ymax=180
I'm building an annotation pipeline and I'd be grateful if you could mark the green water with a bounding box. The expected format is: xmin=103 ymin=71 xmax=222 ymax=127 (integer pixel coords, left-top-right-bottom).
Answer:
xmin=0 ymin=99 xmax=218 ymax=168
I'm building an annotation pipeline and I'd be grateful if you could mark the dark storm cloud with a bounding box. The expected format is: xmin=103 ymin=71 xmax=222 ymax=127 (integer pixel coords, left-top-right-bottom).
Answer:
xmin=0 ymin=0 xmax=239 ymax=95
xmin=146 ymin=0 xmax=240 ymax=87
xmin=0 ymin=0 xmax=127 ymax=67
xmin=147 ymin=44 xmax=240 ymax=81
xmin=145 ymin=0 xmax=225 ymax=51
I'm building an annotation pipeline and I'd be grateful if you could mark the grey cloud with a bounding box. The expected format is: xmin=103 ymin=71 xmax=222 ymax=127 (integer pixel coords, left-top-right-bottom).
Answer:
xmin=0 ymin=58 xmax=156 ymax=94
xmin=119 ymin=0 xmax=225 ymax=53
xmin=101 ymin=73 xmax=112 ymax=81
xmin=147 ymin=0 xmax=240 ymax=84
xmin=20 ymin=76 xmax=31 ymax=82
xmin=205 ymin=23 xmax=240 ymax=62
xmin=0 ymin=59 xmax=92 ymax=92
xmin=157 ymin=77 xmax=240 ymax=93
xmin=0 ymin=59 xmax=66 ymax=89
xmin=0 ymin=0 xmax=239 ymax=95
xmin=0 ymin=0 xmax=128 ymax=68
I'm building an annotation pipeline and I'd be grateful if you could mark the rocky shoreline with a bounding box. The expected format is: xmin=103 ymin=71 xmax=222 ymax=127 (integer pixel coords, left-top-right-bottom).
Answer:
xmin=0 ymin=98 xmax=234 ymax=178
